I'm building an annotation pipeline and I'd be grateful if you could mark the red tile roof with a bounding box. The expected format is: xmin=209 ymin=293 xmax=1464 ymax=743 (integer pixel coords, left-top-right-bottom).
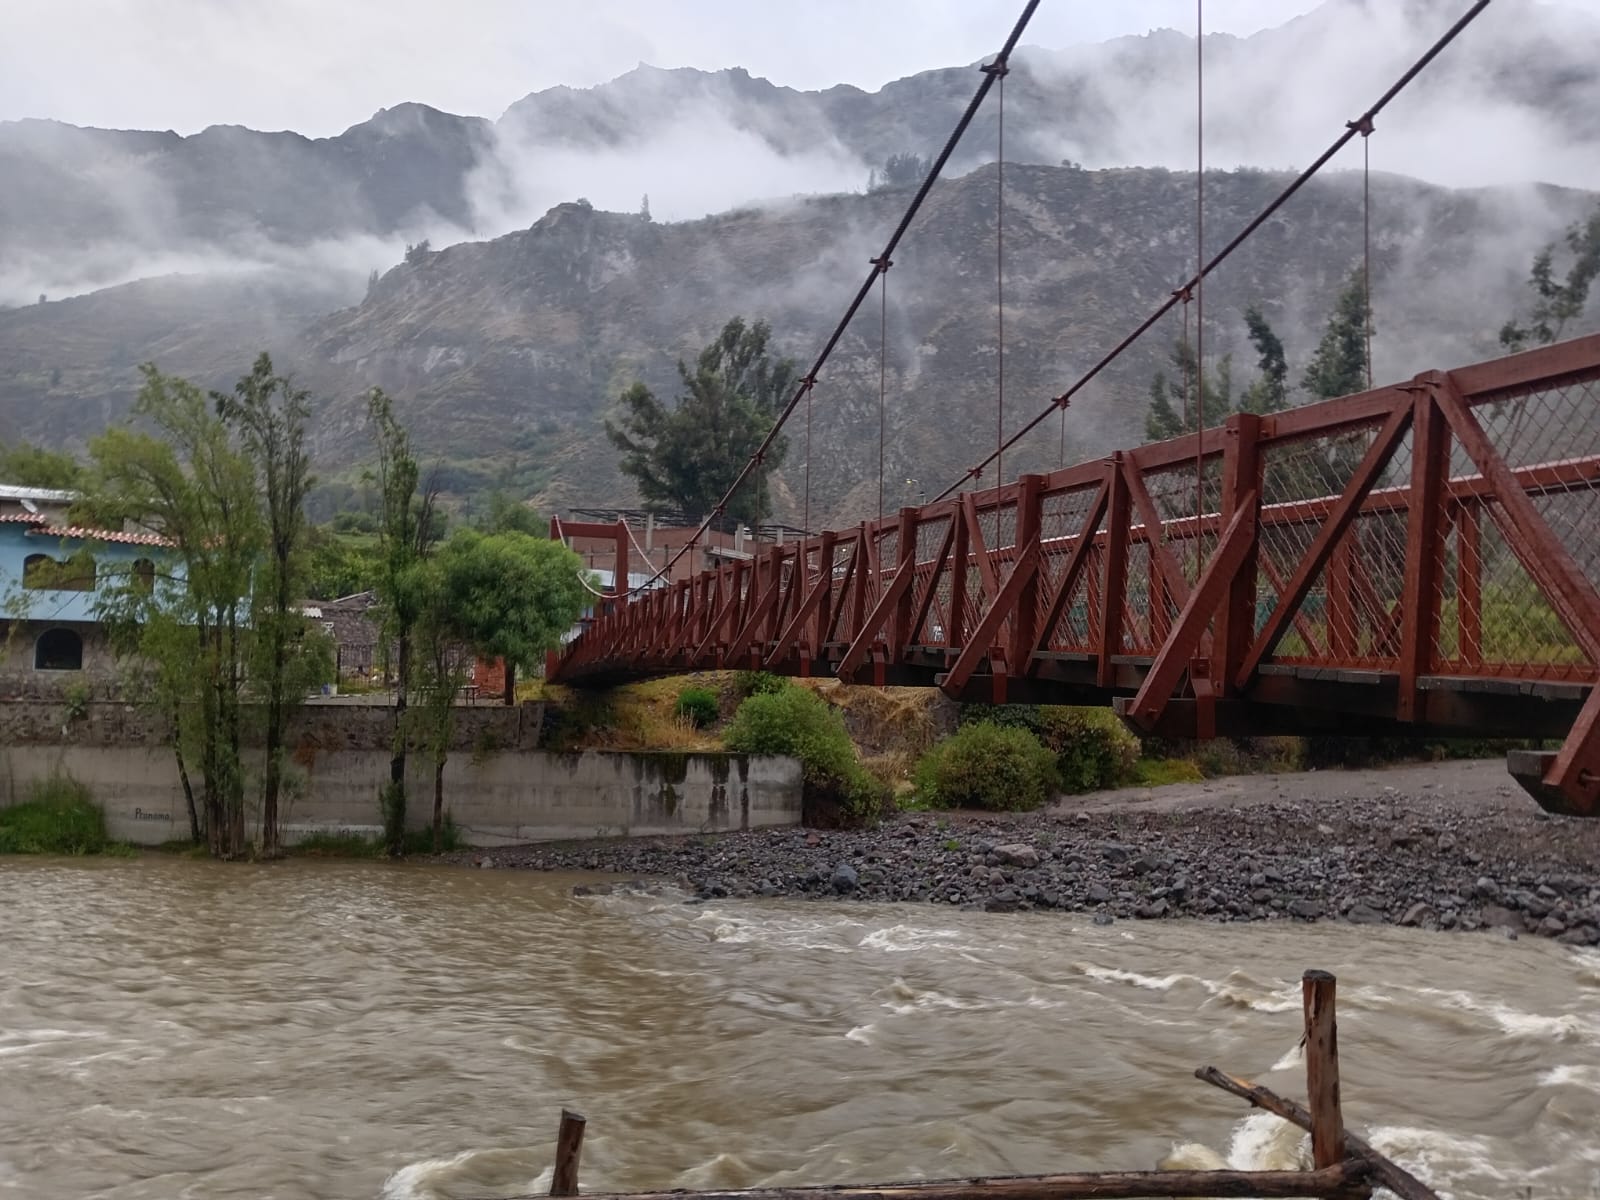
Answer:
xmin=27 ymin=525 xmax=173 ymax=548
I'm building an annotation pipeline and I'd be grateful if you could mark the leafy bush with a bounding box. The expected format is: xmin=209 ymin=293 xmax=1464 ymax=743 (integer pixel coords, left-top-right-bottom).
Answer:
xmin=674 ymin=686 xmax=720 ymax=729
xmin=1035 ymin=707 xmax=1141 ymax=793
xmin=914 ymin=721 xmax=1059 ymax=812
xmin=962 ymin=704 xmax=1138 ymax=794
xmin=0 ymin=777 xmax=111 ymax=854
xmin=725 ymin=687 xmax=887 ymax=826
xmin=734 ymin=670 xmax=789 ymax=698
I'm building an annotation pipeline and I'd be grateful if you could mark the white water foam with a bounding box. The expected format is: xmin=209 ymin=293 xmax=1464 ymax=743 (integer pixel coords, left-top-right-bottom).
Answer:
xmin=1072 ymin=963 xmax=1300 ymax=1013
xmin=858 ymin=925 xmax=970 ymax=953
xmin=1411 ymin=987 xmax=1600 ymax=1044
xmin=1160 ymin=1112 xmax=1308 ymax=1175
xmin=1225 ymin=1111 xmax=1312 ymax=1171
xmin=381 ymin=1151 xmax=550 ymax=1200
xmin=1538 ymin=1063 xmax=1600 ymax=1092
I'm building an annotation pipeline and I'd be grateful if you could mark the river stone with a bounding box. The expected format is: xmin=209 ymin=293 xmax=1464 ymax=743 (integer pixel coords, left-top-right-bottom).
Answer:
xmin=993 ymin=843 xmax=1040 ymax=868
xmin=831 ymin=863 xmax=859 ymax=893
xmin=1479 ymin=904 xmax=1523 ymax=930
xmin=1401 ymin=902 xmax=1435 ymax=927
xmin=1538 ymin=914 xmax=1567 ymax=937
xmin=1092 ymin=911 xmax=1115 ymax=926
xmin=1345 ymin=903 xmax=1385 ymax=925
xmin=1087 ymin=883 xmax=1111 ymax=903
xmin=984 ymin=889 xmax=1021 ymax=913
xmin=1101 ymin=842 xmax=1133 ymax=863
xmin=1473 ymin=876 xmax=1501 ymax=902
xmin=1289 ymin=898 xmax=1325 ymax=920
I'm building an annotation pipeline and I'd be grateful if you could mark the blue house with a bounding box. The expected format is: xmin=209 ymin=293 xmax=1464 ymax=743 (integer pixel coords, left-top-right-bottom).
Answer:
xmin=0 ymin=484 xmax=173 ymax=695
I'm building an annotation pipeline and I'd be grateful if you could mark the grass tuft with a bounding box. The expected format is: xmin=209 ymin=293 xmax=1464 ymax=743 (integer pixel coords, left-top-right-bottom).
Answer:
xmin=0 ymin=777 xmax=125 ymax=855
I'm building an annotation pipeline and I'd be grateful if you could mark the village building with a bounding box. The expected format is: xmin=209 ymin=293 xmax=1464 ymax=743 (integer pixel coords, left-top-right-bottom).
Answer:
xmin=0 ymin=483 xmax=173 ymax=696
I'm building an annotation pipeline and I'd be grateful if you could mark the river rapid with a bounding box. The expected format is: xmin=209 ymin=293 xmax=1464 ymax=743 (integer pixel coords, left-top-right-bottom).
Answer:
xmin=0 ymin=857 xmax=1596 ymax=1199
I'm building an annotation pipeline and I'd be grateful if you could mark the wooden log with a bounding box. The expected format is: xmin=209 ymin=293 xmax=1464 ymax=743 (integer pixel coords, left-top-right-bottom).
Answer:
xmin=1195 ymin=1067 xmax=1439 ymax=1200
xmin=551 ymin=1108 xmax=587 ymax=1197
xmin=515 ymin=1162 xmax=1371 ymax=1200
xmin=1301 ymin=970 xmax=1344 ymax=1169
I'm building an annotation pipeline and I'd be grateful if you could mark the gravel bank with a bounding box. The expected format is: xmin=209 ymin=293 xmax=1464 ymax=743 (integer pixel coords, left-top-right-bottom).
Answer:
xmin=438 ymin=760 xmax=1600 ymax=945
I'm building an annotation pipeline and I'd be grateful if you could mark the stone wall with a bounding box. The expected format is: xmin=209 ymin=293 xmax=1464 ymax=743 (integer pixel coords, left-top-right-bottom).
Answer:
xmin=0 ymin=620 xmax=121 ymax=699
xmin=0 ymin=697 xmax=544 ymax=753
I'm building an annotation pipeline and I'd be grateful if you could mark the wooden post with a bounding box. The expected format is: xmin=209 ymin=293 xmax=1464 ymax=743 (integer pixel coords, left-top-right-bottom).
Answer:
xmin=551 ymin=1108 xmax=586 ymax=1197
xmin=1302 ymin=970 xmax=1344 ymax=1170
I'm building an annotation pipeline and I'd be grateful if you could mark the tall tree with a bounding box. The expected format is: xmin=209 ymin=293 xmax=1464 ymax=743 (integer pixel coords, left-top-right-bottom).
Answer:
xmin=1144 ymin=336 xmax=1233 ymax=441
xmin=605 ymin=317 xmax=796 ymax=524
xmin=474 ymin=490 xmax=544 ymax=536
xmin=85 ymin=365 xmax=263 ymax=857
xmin=410 ymin=558 xmax=470 ymax=852
xmin=1302 ymin=270 xmax=1371 ymax=401
xmin=438 ymin=528 xmax=589 ymax=706
xmin=367 ymin=389 xmax=439 ymax=856
xmin=1500 ymin=202 xmax=1600 ymax=351
xmin=0 ymin=442 xmax=83 ymax=490
xmin=214 ymin=353 xmax=316 ymax=857
xmin=1238 ymin=306 xmax=1290 ymax=415
xmin=870 ymin=152 xmax=932 ymax=192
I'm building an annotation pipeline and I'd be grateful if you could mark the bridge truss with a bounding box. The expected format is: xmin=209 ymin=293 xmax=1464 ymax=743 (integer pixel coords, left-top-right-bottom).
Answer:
xmin=552 ymin=335 xmax=1600 ymax=817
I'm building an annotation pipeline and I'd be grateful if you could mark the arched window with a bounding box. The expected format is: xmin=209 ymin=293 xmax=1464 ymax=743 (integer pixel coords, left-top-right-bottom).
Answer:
xmin=20 ymin=552 xmax=96 ymax=591
xmin=34 ymin=628 xmax=83 ymax=671
xmin=55 ymin=554 xmax=96 ymax=592
xmin=132 ymin=558 xmax=156 ymax=592
xmin=22 ymin=553 xmax=51 ymax=589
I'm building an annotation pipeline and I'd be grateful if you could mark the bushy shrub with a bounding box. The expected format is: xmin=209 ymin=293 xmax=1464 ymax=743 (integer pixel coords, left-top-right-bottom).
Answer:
xmin=725 ymin=687 xmax=886 ymax=826
xmin=914 ymin=721 xmax=1059 ymax=811
xmin=962 ymin=704 xmax=1139 ymax=794
xmin=0 ymin=777 xmax=110 ymax=854
xmin=1035 ymin=707 xmax=1141 ymax=793
xmin=674 ymin=686 xmax=720 ymax=728
xmin=733 ymin=670 xmax=789 ymax=698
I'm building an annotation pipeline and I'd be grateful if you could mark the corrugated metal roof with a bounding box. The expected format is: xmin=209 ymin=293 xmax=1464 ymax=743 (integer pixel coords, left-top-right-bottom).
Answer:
xmin=0 ymin=484 xmax=77 ymax=502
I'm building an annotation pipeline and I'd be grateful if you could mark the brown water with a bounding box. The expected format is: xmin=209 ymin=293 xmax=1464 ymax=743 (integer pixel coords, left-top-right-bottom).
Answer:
xmin=0 ymin=858 xmax=1595 ymax=1199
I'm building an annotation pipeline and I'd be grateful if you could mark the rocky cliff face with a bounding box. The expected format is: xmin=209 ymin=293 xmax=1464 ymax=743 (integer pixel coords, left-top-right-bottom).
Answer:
xmin=4 ymin=165 xmax=1589 ymax=527
xmin=1 ymin=1 xmax=1597 ymax=525
xmin=3 ymin=0 xmax=1596 ymax=306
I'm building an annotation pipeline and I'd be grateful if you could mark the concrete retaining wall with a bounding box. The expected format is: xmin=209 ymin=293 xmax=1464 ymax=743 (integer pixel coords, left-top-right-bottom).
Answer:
xmin=0 ymin=745 xmax=802 ymax=848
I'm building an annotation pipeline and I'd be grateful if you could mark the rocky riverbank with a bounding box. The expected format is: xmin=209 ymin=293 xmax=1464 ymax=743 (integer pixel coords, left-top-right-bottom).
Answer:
xmin=439 ymin=759 xmax=1600 ymax=946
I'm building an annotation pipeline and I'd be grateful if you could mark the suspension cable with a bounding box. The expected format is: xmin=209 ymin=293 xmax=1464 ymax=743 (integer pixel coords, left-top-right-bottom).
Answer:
xmin=1194 ymin=0 xmax=1205 ymax=532
xmin=584 ymin=0 xmax=1042 ymax=597
xmin=876 ymin=258 xmax=891 ymax=521
xmin=988 ymin=58 xmax=1009 ymax=488
xmin=803 ymin=377 xmax=813 ymax=536
xmin=936 ymin=0 xmax=1492 ymax=502
xmin=1362 ymin=121 xmax=1374 ymax=389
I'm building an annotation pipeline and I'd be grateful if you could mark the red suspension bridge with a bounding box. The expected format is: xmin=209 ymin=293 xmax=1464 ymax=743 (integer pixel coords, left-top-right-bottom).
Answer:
xmin=552 ymin=337 xmax=1600 ymax=817
xmin=548 ymin=1 xmax=1600 ymax=817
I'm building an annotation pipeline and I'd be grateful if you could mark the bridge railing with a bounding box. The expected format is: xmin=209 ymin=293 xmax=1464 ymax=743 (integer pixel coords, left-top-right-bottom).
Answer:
xmin=553 ymin=334 xmax=1600 ymax=814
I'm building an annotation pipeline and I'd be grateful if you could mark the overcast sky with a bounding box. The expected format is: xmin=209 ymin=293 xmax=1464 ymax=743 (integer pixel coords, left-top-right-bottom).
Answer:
xmin=1 ymin=0 xmax=1333 ymax=135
